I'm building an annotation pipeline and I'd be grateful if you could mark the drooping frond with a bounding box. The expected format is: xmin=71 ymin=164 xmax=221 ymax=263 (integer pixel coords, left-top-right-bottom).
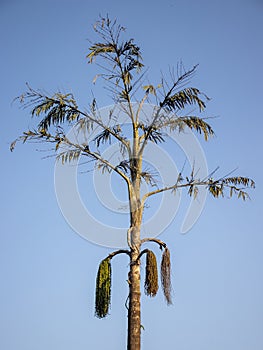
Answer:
xmin=161 ymin=247 xmax=172 ymax=305
xmin=222 ymin=176 xmax=255 ymax=188
xmin=10 ymin=128 xmax=65 ymax=152
xmin=139 ymin=123 xmax=165 ymax=144
xmin=96 ymin=160 xmax=112 ymax=174
xmin=56 ymin=149 xmax=82 ymax=164
xmin=157 ymin=116 xmax=214 ymax=141
xmin=140 ymin=171 xmax=158 ymax=187
xmin=16 ymin=87 xmax=80 ymax=133
xmin=208 ymin=176 xmax=255 ymax=200
xmin=75 ymin=117 xmax=94 ymax=134
xmin=86 ymin=16 xmax=144 ymax=93
xmin=142 ymin=85 xmax=157 ymax=95
xmin=95 ymin=258 xmax=112 ymax=318
xmin=145 ymin=128 xmax=165 ymax=144
xmin=179 ymin=117 xmax=214 ymax=140
xmin=188 ymin=184 xmax=199 ymax=199
xmin=32 ymin=95 xmax=80 ymax=132
xmin=186 ymin=174 xmax=255 ymax=200
xmin=143 ymin=171 xmax=255 ymax=204
xmin=87 ymin=43 xmax=116 ymax=63
xmin=93 ymin=124 xmax=122 ymax=147
xmin=161 ymin=87 xmax=209 ymax=112
xmin=144 ymin=250 xmax=159 ymax=297
xmin=119 ymin=39 xmax=143 ymax=62
xmin=115 ymin=160 xmax=130 ymax=173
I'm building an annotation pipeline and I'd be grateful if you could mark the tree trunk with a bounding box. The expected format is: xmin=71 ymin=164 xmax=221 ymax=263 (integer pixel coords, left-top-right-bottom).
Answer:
xmin=127 ymin=246 xmax=141 ymax=350
xmin=127 ymin=194 xmax=142 ymax=349
xmin=127 ymin=135 xmax=143 ymax=350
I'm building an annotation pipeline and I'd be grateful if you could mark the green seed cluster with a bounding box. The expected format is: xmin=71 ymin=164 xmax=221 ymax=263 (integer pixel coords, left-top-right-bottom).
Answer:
xmin=95 ymin=258 xmax=112 ymax=318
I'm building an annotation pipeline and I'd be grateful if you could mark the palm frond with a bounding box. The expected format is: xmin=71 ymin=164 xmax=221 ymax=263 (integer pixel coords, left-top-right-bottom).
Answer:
xmin=207 ymin=176 xmax=255 ymax=200
xmin=222 ymin=176 xmax=255 ymax=188
xmin=35 ymin=96 xmax=79 ymax=131
xmin=93 ymin=125 xmax=122 ymax=147
xmin=115 ymin=160 xmax=130 ymax=173
xmin=158 ymin=116 xmax=214 ymax=141
xmin=87 ymin=43 xmax=116 ymax=63
xmin=76 ymin=117 xmax=94 ymax=134
xmin=161 ymin=87 xmax=209 ymax=112
xmin=96 ymin=160 xmax=112 ymax=174
xmin=56 ymin=149 xmax=81 ymax=164
xmin=188 ymin=185 xmax=199 ymax=199
xmin=141 ymin=125 xmax=165 ymax=144
xmin=140 ymin=171 xmax=158 ymax=187
xmin=120 ymin=39 xmax=142 ymax=61
xmin=86 ymin=17 xmax=144 ymax=91
xmin=10 ymin=128 xmax=65 ymax=151
xmin=17 ymin=88 xmax=80 ymax=133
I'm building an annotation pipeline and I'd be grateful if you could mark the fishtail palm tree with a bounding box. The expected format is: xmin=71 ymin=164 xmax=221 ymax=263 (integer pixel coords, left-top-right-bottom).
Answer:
xmin=11 ymin=16 xmax=254 ymax=350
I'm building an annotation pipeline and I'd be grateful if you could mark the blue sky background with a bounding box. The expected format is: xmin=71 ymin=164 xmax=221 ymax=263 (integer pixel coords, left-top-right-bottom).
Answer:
xmin=1 ymin=0 xmax=263 ymax=349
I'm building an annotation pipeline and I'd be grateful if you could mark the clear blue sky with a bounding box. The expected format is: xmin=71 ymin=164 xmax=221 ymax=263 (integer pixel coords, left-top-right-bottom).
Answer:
xmin=1 ymin=0 xmax=263 ymax=349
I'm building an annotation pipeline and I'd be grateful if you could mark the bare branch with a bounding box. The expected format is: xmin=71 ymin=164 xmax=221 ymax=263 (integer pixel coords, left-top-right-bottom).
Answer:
xmin=137 ymin=249 xmax=149 ymax=261
xmin=107 ymin=249 xmax=131 ymax=259
xmin=141 ymin=238 xmax=166 ymax=249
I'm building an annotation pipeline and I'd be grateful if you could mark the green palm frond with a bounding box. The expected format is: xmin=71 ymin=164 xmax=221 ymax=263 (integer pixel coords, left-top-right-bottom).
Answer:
xmin=87 ymin=43 xmax=116 ymax=63
xmin=115 ymin=160 xmax=130 ymax=173
xmin=141 ymin=125 xmax=165 ymax=144
xmin=158 ymin=116 xmax=214 ymax=141
xmin=18 ymin=89 xmax=80 ymax=133
xmin=56 ymin=149 xmax=81 ymax=164
xmin=37 ymin=104 xmax=79 ymax=131
xmin=207 ymin=176 xmax=255 ymax=200
xmin=10 ymin=128 xmax=65 ymax=151
xmin=126 ymin=57 xmax=144 ymax=74
xmin=94 ymin=128 xmax=112 ymax=147
xmin=188 ymin=185 xmax=199 ymax=199
xmin=97 ymin=160 xmax=112 ymax=174
xmin=140 ymin=171 xmax=157 ymax=187
xmin=161 ymin=87 xmax=209 ymax=112
xmin=76 ymin=117 xmax=94 ymax=134
xmin=222 ymin=176 xmax=255 ymax=188
xmin=93 ymin=125 xmax=120 ymax=147
xmin=120 ymin=39 xmax=142 ymax=61
xmin=33 ymin=95 xmax=80 ymax=131
xmin=87 ymin=17 xmax=144 ymax=90
xmin=179 ymin=116 xmax=214 ymax=140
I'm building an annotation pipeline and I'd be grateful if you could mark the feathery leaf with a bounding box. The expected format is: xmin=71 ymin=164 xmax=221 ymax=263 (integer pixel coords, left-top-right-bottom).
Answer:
xmin=157 ymin=116 xmax=214 ymax=141
xmin=162 ymin=87 xmax=209 ymax=112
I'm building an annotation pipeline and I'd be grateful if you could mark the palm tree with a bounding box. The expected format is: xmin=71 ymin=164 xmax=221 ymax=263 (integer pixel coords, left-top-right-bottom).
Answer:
xmin=11 ymin=16 xmax=255 ymax=350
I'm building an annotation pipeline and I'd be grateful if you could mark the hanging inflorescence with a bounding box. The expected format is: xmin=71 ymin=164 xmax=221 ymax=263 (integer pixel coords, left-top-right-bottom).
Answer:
xmin=161 ymin=247 xmax=172 ymax=305
xmin=95 ymin=258 xmax=112 ymax=318
xmin=144 ymin=250 xmax=159 ymax=297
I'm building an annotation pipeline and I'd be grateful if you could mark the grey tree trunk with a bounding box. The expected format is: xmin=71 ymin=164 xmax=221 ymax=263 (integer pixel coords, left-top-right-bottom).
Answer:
xmin=127 ymin=152 xmax=143 ymax=350
xmin=127 ymin=245 xmax=141 ymax=350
